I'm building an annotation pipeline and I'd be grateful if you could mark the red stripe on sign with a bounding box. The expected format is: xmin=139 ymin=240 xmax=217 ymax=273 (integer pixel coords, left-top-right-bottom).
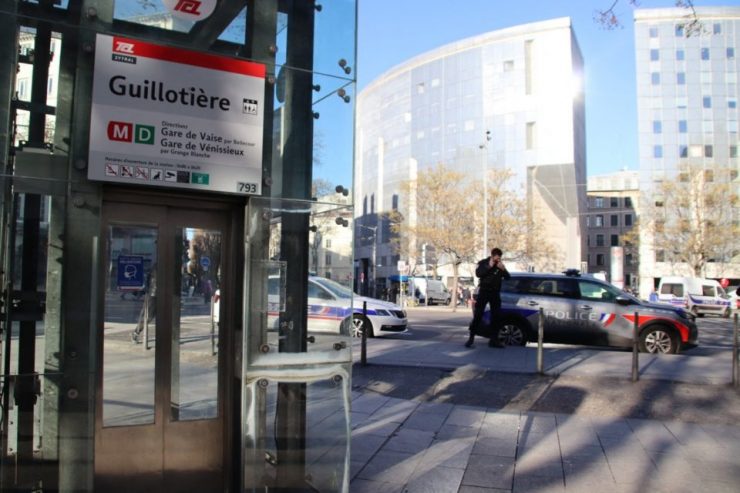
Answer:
xmin=111 ymin=36 xmax=266 ymax=78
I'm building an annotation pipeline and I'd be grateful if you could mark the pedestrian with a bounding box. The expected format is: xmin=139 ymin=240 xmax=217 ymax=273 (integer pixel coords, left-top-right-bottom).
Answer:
xmin=648 ymin=287 xmax=659 ymax=303
xmin=131 ymin=266 xmax=156 ymax=344
xmin=465 ymin=247 xmax=510 ymax=348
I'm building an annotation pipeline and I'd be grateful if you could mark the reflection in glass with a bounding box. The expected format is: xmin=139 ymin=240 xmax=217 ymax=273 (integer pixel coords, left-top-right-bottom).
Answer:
xmin=170 ymin=227 xmax=221 ymax=421
xmin=103 ymin=226 xmax=157 ymax=427
xmin=245 ymin=376 xmax=349 ymax=492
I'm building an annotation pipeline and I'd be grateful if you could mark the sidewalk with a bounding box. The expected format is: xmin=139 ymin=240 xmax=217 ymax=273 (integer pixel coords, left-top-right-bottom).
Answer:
xmin=349 ymin=339 xmax=740 ymax=492
xmin=351 ymin=337 xmax=736 ymax=385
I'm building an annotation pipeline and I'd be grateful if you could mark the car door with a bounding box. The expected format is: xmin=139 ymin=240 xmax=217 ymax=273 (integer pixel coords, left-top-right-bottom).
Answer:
xmin=576 ymin=280 xmax=630 ymax=346
xmin=306 ymin=280 xmax=341 ymax=333
xmin=519 ymin=277 xmax=578 ymax=344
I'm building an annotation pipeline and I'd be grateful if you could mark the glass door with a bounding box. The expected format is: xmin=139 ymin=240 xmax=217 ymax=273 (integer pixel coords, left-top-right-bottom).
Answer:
xmin=95 ymin=202 xmax=228 ymax=492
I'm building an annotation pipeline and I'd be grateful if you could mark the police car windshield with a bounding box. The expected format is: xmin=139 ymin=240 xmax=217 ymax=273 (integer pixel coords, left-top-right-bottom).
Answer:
xmin=312 ymin=276 xmax=353 ymax=299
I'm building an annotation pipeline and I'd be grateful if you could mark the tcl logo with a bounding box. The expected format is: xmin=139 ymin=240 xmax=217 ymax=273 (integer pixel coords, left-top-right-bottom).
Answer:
xmin=113 ymin=40 xmax=135 ymax=55
xmin=163 ymin=0 xmax=215 ymax=21
xmin=174 ymin=0 xmax=202 ymax=15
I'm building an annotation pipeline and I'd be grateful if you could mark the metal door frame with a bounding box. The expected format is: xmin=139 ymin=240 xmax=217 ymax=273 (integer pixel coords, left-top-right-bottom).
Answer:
xmin=94 ymin=190 xmax=241 ymax=491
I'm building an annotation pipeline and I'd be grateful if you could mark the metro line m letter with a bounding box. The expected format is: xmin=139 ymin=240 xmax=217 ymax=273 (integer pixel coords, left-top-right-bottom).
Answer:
xmin=107 ymin=121 xmax=133 ymax=142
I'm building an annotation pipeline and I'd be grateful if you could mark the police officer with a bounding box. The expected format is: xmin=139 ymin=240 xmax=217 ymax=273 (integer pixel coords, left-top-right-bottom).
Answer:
xmin=465 ymin=247 xmax=510 ymax=348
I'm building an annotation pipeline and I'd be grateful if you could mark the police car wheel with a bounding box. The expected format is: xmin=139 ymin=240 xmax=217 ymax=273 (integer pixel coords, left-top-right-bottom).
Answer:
xmin=499 ymin=321 xmax=528 ymax=346
xmin=351 ymin=315 xmax=374 ymax=338
xmin=639 ymin=326 xmax=679 ymax=354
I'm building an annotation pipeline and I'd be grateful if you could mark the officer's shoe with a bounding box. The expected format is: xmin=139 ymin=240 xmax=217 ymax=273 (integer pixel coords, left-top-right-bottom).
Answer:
xmin=464 ymin=335 xmax=475 ymax=348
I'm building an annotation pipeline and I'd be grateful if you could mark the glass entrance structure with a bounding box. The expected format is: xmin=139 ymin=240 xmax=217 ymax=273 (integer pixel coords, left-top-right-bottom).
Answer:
xmin=0 ymin=1 xmax=356 ymax=491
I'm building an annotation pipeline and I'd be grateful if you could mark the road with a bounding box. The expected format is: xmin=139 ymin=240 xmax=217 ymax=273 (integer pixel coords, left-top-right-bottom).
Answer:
xmin=381 ymin=305 xmax=739 ymax=356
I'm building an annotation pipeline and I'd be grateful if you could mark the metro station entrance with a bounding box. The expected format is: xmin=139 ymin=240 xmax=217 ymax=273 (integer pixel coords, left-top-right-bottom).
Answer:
xmin=94 ymin=194 xmax=236 ymax=492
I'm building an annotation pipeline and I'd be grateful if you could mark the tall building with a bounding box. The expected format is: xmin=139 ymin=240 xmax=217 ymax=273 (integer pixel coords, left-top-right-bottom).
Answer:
xmin=635 ymin=7 xmax=740 ymax=296
xmin=355 ymin=18 xmax=587 ymax=293
xmin=585 ymin=170 xmax=640 ymax=290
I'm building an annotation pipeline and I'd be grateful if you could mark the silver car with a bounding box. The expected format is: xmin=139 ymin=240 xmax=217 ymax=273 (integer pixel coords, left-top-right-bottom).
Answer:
xmin=477 ymin=271 xmax=698 ymax=354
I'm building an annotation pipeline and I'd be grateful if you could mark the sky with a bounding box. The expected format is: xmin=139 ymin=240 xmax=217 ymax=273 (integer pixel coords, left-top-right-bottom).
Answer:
xmin=346 ymin=0 xmax=734 ymax=186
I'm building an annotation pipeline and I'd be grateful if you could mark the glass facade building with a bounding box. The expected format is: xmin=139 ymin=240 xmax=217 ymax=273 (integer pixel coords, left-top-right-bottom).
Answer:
xmin=635 ymin=7 xmax=740 ymax=294
xmin=355 ymin=18 xmax=587 ymax=291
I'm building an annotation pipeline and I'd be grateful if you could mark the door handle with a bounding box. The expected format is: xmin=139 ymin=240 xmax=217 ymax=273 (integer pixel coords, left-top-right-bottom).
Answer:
xmin=527 ymin=301 xmax=539 ymax=306
xmin=580 ymin=305 xmax=593 ymax=310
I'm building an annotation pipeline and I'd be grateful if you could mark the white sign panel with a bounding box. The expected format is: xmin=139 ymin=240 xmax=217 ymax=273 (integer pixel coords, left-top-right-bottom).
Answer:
xmin=89 ymin=34 xmax=265 ymax=195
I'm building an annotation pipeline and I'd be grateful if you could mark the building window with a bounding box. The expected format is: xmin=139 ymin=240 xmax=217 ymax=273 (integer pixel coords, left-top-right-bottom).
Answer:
xmin=610 ymin=197 xmax=619 ymax=207
xmin=703 ymin=96 xmax=712 ymax=108
xmin=728 ymin=48 xmax=736 ymax=60
xmin=679 ymin=145 xmax=688 ymax=157
xmin=656 ymin=250 xmax=665 ymax=262
xmin=587 ymin=234 xmax=591 ymax=246
xmin=596 ymin=234 xmax=605 ymax=247
xmin=416 ymin=83 xmax=425 ymax=94
xmin=611 ymin=214 xmax=619 ymax=226
xmin=675 ymin=25 xmax=684 ymax=37
xmin=325 ymin=253 xmax=332 ymax=266
xmin=503 ymin=60 xmax=514 ymax=71
xmin=676 ymin=49 xmax=684 ymax=61
xmin=596 ymin=254 xmax=605 ymax=266
xmin=729 ymin=121 xmax=737 ymax=133
xmin=651 ymin=72 xmax=660 ymax=85
xmin=526 ymin=122 xmax=536 ymax=150
xmin=713 ymin=23 xmax=721 ymax=34
xmin=611 ymin=234 xmax=619 ymax=246
xmin=677 ymin=72 xmax=685 ymax=85
xmin=625 ymin=197 xmax=632 ymax=208
xmin=729 ymin=99 xmax=737 ymax=109
xmin=586 ymin=216 xmax=591 ymax=227
xmin=678 ymin=120 xmax=687 ymax=133
xmin=653 ymin=121 xmax=662 ymax=134
xmin=594 ymin=197 xmax=604 ymax=208
xmin=653 ymin=145 xmax=663 ymax=158
xmin=649 ymin=26 xmax=658 ymax=38
xmin=625 ymin=214 xmax=633 ymax=226
xmin=705 ymin=145 xmax=713 ymax=158
xmin=731 ymin=146 xmax=738 ymax=158
xmin=325 ymin=239 xmax=332 ymax=248
xmin=626 ymin=254 xmax=633 ymax=266
xmin=595 ymin=215 xmax=604 ymax=227
xmin=701 ymin=48 xmax=710 ymax=61
xmin=650 ymin=49 xmax=659 ymax=61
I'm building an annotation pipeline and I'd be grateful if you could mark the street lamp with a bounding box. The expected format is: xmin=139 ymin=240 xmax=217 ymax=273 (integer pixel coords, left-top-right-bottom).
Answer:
xmin=356 ymin=224 xmax=377 ymax=297
xmin=479 ymin=130 xmax=491 ymax=258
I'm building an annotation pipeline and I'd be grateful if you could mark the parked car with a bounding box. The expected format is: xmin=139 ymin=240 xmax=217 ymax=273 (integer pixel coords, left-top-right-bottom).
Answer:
xmin=212 ymin=277 xmax=408 ymax=338
xmin=476 ymin=270 xmax=698 ymax=354
xmin=727 ymin=286 xmax=740 ymax=310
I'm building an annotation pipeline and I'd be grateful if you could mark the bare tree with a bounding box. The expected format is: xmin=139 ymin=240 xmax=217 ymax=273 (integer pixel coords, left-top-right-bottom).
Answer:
xmin=391 ymin=164 xmax=561 ymax=311
xmin=638 ymin=164 xmax=739 ymax=277
xmin=595 ymin=0 xmax=700 ymax=34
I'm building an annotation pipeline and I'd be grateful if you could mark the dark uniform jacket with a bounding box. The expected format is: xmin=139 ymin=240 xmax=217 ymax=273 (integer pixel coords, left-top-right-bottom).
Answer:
xmin=475 ymin=257 xmax=511 ymax=293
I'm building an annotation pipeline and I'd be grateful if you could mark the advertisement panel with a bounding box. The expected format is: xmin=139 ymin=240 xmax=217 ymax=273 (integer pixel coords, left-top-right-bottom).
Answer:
xmin=88 ymin=34 xmax=265 ymax=195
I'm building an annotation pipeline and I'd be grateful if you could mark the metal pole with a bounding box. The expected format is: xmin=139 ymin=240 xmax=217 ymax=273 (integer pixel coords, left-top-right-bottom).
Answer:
xmin=144 ymin=295 xmax=150 ymax=351
xmin=361 ymin=301 xmax=367 ymax=366
xmin=537 ymin=307 xmax=544 ymax=375
xmin=632 ymin=311 xmax=639 ymax=382
xmin=210 ymin=296 xmax=217 ymax=356
xmin=732 ymin=313 xmax=738 ymax=387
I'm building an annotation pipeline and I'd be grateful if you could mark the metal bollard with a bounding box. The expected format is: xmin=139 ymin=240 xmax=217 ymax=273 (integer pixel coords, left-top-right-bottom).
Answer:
xmin=632 ymin=311 xmax=639 ymax=382
xmin=733 ymin=313 xmax=738 ymax=388
xmin=537 ymin=307 xmax=544 ymax=375
xmin=361 ymin=301 xmax=368 ymax=366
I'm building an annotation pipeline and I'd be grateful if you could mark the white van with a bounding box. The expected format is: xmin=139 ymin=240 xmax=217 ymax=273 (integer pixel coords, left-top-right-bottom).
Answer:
xmin=657 ymin=276 xmax=731 ymax=318
xmin=410 ymin=278 xmax=451 ymax=305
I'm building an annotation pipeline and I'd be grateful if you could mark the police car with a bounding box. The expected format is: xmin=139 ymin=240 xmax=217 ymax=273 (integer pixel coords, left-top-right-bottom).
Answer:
xmin=268 ymin=275 xmax=407 ymax=338
xmin=477 ymin=270 xmax=698 ymax=354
